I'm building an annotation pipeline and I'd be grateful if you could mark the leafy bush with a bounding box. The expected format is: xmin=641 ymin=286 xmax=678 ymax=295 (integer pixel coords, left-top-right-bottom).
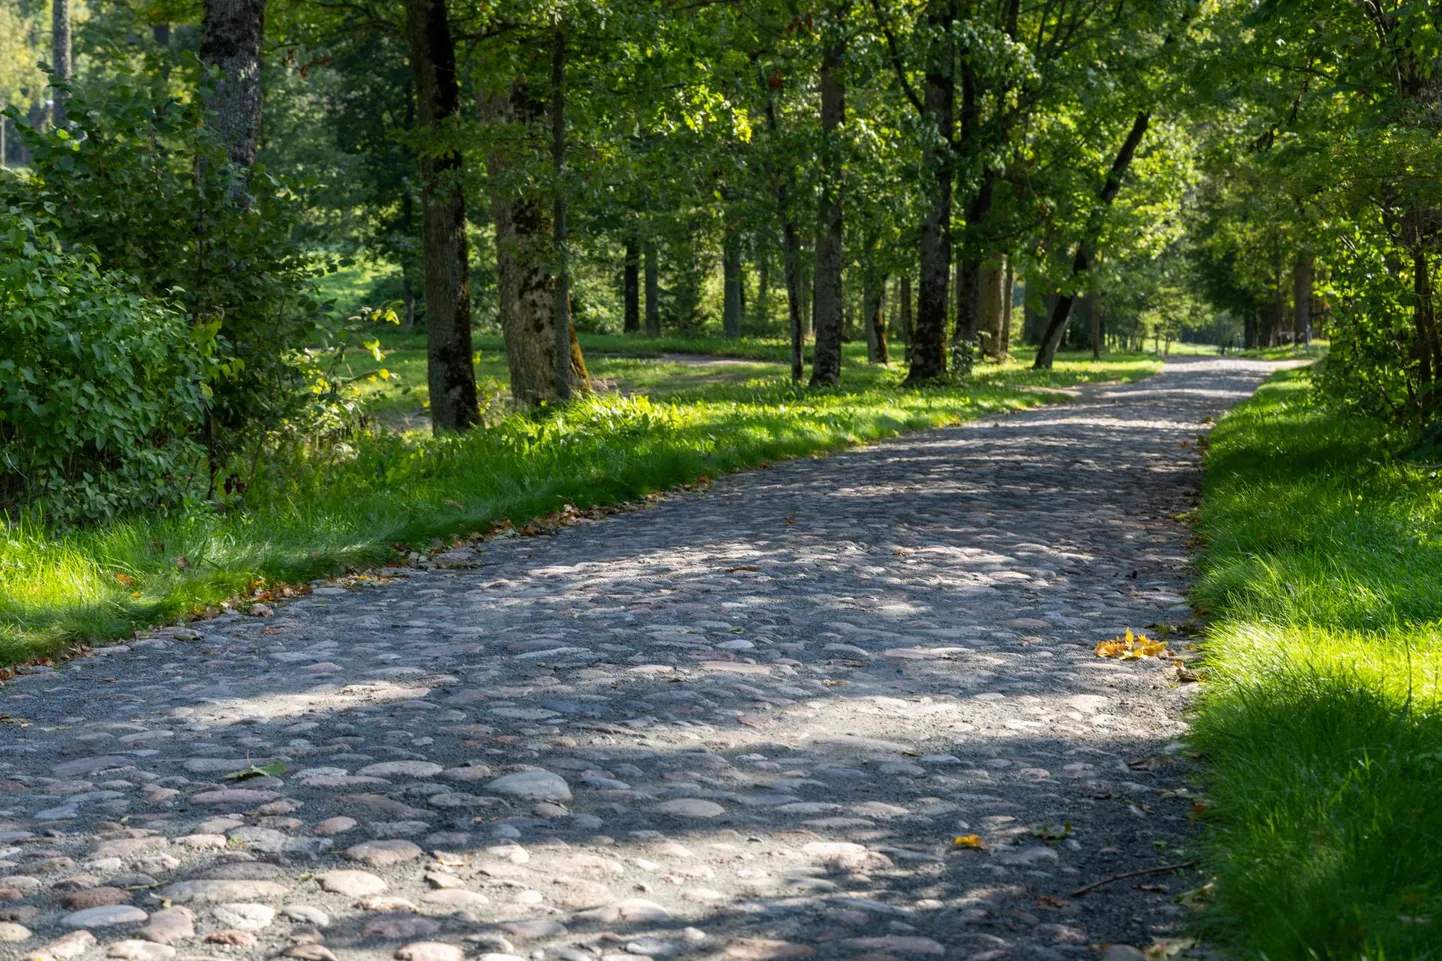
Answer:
xmin=0 ymin=207 xmax=213 ymax=523
xmin=2 ymin=57 xmax=325 ymax=458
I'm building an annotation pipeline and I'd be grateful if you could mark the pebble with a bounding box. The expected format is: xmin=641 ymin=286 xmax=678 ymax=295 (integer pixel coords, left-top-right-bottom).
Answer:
xmin=107 ymin=940 xmax=176 ymax=960
xmin=136 ymin=907 xmax=193 ymax=945
xmin=395 ymin=942 xmax=464 ymax=961
xmin=484 ymin=771 xmax=572 ymax=802
xmin=312 ymin=817 xmax=357 ymax=836
xmin=317 ymin=870 xmax=388 ymax=896
xmin=655 ymin=799 xmax=726 ymax=819
xmin=62 ymin=905 xmax=148 ymax=928
xmin=363 ymin=914 xmax=443 ymax=939
xmin=0 ymin=921 xmax=30 ymax=941
xmin=343 ymin=840 xmax=423 ymax=867
xmin=211 ymin=903 xmax=274 ymax=931
xmin=156 ymin=880 xmax=289 ymax=902
xmin=39 ymin=930 xmax=98 ymax=959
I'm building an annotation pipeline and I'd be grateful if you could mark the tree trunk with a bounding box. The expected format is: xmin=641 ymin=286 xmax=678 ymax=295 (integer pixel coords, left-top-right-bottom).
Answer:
xmin=199 ymin=0 xmax=266 ymax=169
xmin=1035 ymin=110 xmax=1150 ymax=369
xmin=810 ymin=23 xmax=846 ymax=386
xmin=403 ymin=0 xmax=479 ymax=432
xmin=51 ymin=0 xmax=71 ymax=127
xmin=900 ymin=274 xmax=914 ymax=360
xmin=1243 ymin=311 xmax=1259 ymax=349
xmin=1089 ymin=293 xmax=1101 ymax=360
xmin=999 ymin=257 xmax=1013 ymax=360
xmin=1293 ymin=255 xmax=1312 ymax=343
xmin=644 ymin=238 xmax=660 ymax=336
xmin=723 ymin=216 xmax=742 ymax=337
xmin=1413 ymin=249 xmax=1441 ymax=421
xmin=550 ymin=26 xmax=576 ymax=401
xmin=763 ymin=79 xmax=805 ymax=382
xmin=865 ymin=269 xmax=888 ymax=363
xmin=755 ymin=248 xmax=771 ymax=332
xmin=907 ymin=0 xmax=956 ymax=382
xmin=623 ymin=232 xmax=640 ymax=333
xmin=484 ymin=79 xmax=586 ymax=406
xmin=153 ymin=23 xmax=171 ymax=45
xmin=979 ymin=257 xmax=1004 ymax=358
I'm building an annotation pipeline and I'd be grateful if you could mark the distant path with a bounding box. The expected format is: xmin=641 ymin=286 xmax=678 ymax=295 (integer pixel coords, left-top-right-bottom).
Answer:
xmin=0 ymin=358 xmax=1283 ymax=961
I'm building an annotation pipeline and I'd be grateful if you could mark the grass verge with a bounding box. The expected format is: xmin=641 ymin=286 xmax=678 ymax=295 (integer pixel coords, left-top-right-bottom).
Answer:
xmin=0 ymin=351 xmax=1156 ymax=665
xmin=1193 ymin=365 xmax=1442 ymax=958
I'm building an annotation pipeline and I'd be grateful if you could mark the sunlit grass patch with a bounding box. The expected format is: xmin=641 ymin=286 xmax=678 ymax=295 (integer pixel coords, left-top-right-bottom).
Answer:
xmin=1193 ymin=366 xmax=1442 ymax=959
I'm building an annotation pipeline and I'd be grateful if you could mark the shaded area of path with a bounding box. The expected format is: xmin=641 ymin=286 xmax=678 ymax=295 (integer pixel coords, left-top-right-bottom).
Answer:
xmin=0 ymin=358 xmax=1284 ymax=961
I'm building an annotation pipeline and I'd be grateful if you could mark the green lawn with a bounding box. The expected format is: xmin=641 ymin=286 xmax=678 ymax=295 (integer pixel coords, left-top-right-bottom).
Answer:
xmin=1193 ymin=366 xmax=1442 ymax=959
xmin=0 ymin=341 xmax=1158 ymax=665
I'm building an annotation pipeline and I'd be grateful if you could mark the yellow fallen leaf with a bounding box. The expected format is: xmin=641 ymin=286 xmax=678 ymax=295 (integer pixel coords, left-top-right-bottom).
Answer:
xmin=1096 ymin=629 xmax=1168 ymax=660
xmin=952 ymin=835 xmax=985 ymax=850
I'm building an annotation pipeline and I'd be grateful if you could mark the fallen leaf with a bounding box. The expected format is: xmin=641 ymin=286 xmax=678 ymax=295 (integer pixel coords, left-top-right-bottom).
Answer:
xmin=223 ymin=761 xmax=286 ymax=781
xmin=952 ymin=835 xmax=985 ymax=850
xmin=1096 ymin=628 xmax=1168 ymax=660
xmin=1144 ymin=939 xmax=1196 ymax=961
xmin=114 ymin=573 xmax=136 ymax=587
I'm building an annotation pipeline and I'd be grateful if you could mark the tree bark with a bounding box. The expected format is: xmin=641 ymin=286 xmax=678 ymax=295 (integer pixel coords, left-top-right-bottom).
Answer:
xmin=979 ymin=257 xmax=1005 ymax=358
xmin=810 ymin=21 xmax=846 ymax=386
xmin=51 ymin=0 xmax=71 ymax=127
xmin=907 ymin=0 xmax=955 ymax=382
xmin=900 ymin=273 xmax=914 ymax=360
xmin=999 ymin=257 xmax=1013 ymax=360
xmin=865 ymin=269 xmax=888 ymax=363
xmin=550 ymin=25 xmax=575 ymax=401
xmin=623 ymin=232 xmax=640 ymax=333
xmin=1034 ymin=110 xmax=1150 ymax=369
xmin=1414 ymin=249 xmax=1441 ymax=421
xmin=1243 ymin=311 xmax=1259 ymax=349
xmin=723 ymin=215 xmax=742 ymax=337
xmin=403 ymin=0 xmax=479 ymax=432
xmin=200 ymin=0 xmax=266 ymax=169
xmin=484 ymin=79 xmax=586 ymax=406
xmin=755 ymin=247 xmax=771 ymax=332
xmin=644 ymin=237 xmax=660 ymax=336
xmin=1088 ymin=293 xmax=1101 ymax=359
xmin=1293 ymin=255 xmax=1312 ymax=342
xmin=763 ymin=76 xmax=805 ymax=381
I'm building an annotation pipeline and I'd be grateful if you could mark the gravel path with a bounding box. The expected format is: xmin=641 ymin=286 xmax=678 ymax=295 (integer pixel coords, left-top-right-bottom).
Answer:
xmin=0 ymin=357 xmax=1282 ymax=961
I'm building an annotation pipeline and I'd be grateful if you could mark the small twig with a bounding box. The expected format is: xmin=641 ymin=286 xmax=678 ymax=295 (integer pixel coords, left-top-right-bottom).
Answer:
xmin=1068 ymin=860 xmax=1197 ymax=898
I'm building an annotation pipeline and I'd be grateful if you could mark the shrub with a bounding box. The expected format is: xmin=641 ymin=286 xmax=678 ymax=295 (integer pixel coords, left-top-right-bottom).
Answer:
xmin=2 ymin=57 xmax=325 ymax=460
xmin=0 ymin=207 xmax=213 ymax=523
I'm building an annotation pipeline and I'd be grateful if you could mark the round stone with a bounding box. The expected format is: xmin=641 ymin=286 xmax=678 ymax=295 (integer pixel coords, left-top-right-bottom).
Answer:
xmin=317 ymin=870 xmax=388 ymax=897
xmin=484 ymin=771 xmax=571 ymax=802
xmin=655 ymin=799 xmax=725 ymax=819
xmin=63 ymin=905 xmax=148 ymax=929
xmin=212 ymin=903 xmax=275 ymax=931
xmin=0 ymin=922 xmax=30 ymax=942
xmin=106 ymin=940 xmax=176 ymax=960
xmin=395 ymin=942 xmax=464 ymax=961
xmin=343 ymin=840 xmax=423 ymax=867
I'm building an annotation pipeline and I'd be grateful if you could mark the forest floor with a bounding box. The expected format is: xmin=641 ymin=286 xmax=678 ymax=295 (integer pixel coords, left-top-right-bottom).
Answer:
xmin=0 ymin=356 xmax=1284 ymax=961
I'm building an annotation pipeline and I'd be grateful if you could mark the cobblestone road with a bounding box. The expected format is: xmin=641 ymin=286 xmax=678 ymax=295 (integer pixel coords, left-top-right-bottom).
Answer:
xmin=0 ymin=358 xmax=1283 ymax=961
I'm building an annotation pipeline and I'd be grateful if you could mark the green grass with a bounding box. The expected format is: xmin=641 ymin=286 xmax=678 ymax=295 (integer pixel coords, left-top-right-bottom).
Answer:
xmin=1193 ymin=366 xmax=1442 ymax=959
xmin=0 ymin=346 xmax=1158 ymax=664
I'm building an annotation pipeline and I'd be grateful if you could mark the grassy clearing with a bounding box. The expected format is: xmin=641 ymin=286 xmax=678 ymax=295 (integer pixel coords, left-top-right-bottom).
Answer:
xmin=0 ymin=347 xmax=1157 ymax=665
xmin=1193 ymin=366 xmax=1442 ymax=959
